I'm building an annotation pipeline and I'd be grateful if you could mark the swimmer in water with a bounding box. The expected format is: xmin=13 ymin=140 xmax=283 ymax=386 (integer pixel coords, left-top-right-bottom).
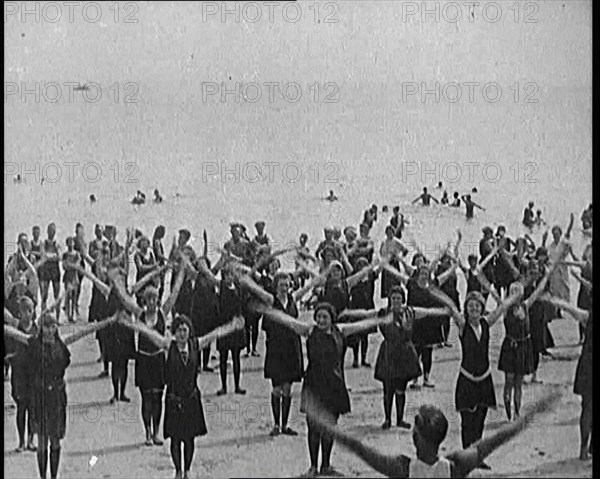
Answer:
xmin=461 ymin=194 xmax=485 ymax=220
xmin=90 ymin=194 xmax=97 ymax=204
xmin=436 ymin=181 xmax=443 ymax=189
xmin=153 ymin=189 xmax=163 ymax=203
xmin=412 ymin=188 xmax=439 ymax=206
xmin=534 ymin=210 xmax=546 ymax=228
xmin=472 ymin=187 xmax=478 ymax=193
xmin=450 ymin=192 xmax=461 ymax=207
xmin=326 ymin=190 xmax=338 ymax=202
xmin=440 ymin=191 xmax=449 ymax=205
xmin=131 ymin=191 xmax=145 ymax=205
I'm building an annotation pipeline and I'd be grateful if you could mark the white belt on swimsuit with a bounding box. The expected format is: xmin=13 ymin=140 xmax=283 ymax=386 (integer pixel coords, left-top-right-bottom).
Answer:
xmin=138 ymin=349 xmax=164 ymax=357
xmin=460 ymin=367 xmax=491 ymax=382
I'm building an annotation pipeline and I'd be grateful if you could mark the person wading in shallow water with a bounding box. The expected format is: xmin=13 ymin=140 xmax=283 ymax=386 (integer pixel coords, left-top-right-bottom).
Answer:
xmin=412 ymin=187 xmax=439 ymax=206
xmin=461 ymin=194 xmax=485 ymax=220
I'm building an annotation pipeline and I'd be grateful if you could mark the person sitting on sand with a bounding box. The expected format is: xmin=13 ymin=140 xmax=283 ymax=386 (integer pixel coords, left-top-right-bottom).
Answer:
xmin=326 ymin=190 xmax=338 ymax=202
xmin=461 ymin=194 xmax=485 ymax=220
xmin=153 ymin=189 xmax=163 ymax=203
xmin=90 ymin=194 xmax=97 ymax=204
xmin=412 ymin=188 xmax=439 ymax=207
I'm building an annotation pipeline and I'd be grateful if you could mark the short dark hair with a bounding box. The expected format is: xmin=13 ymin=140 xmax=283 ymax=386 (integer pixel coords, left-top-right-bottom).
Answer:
xmin=388 ymin=285 xmax=406 ymax=303
xmin=415 ymin=404 xmax=449 ymax=447
xmin=273 ymin=271 xmax=291 ymax=290
xmin=313 ymin=302 xmax=337 ymax=323
xmin=171 ymin=314 xmax=194 ymax=337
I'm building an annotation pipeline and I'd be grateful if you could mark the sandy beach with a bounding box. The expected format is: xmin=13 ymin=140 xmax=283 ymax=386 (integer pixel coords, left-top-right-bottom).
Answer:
xmin=3 ymin=277 xmax=594 ymax=478
xmin=4 ymin=1 xmax=592 ymax=477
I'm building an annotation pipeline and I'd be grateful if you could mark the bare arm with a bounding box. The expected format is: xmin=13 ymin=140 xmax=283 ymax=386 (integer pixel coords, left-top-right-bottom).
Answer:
xmin=63 ymin=314 xmax=118 ymax=346
xmin=524 ymin=240 xmax=570 ymax=309
xmin=4 ymin=325 xmax=30 ymax=345
xmin=303 ymin=390 xmax=410 ymax=478
xmin=197 ymin=316 xmax=245 ymax=350
xmin=70 ymin=264 xmax=111 ymax=298
xmin=338 ymin=312 xmax=393 ymax=337
xmin=380 ymin=260 xmax=410 ymax=284
xmin=560 ymin=260 xmax=586 ymax=268
xmin=251 ymin=303 xmax=313 ymax=337
xmin=486 ymin=291 xmax=523 ymax=327
xmin=197 ymin=256 xmax=221 ymax=288
xmin=448 ymin=391 xmax=561 ymax=478
xmin=40 ymin=292 xmax=65 ymax=317
xmin=565 ymin=212 xmax=575 ymax=239
xmin=292 ymin=271 xmax=327 ymax=303
xmin=238 ymin=275 xmax=275 ymax=306
xmin=427 ymin=287 xmax=465 ymax=332
xmin=162 ymin=264 xmax=186 ymax=317
xmin=19 ymin=249 xmax=40 ymax=297
xmin=413 ymin=306 xmax=453 ymax=320
xmin=118 ymin=313 xmax=171 ymax=349
xmin=476 ymin=272 xmax=502 ymax=305
xmin=134 ymin=253 xmax=158 ymax=276
xmin=539 ymin=294 xmax=590 ymax=326
xmin=346 ymin=262 xmax=378 ymax=290
xmin=107 ymin=269 xmax=144 ymax=317
xmin=338 ymin=308 xmax=380 ymax=322
xmin=437 ymin=262 xmax=459 ymax=287
xmin=4 ymin=308 xmax=19 ymax=327
xmin=571 ymin=270 xmax=592 ymax=291
xmin=131 ymin=263 xmax=170 ymax=296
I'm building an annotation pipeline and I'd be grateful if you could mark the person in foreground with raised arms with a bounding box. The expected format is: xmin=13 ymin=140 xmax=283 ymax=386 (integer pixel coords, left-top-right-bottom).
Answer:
xmin=302 ymin=388 xmax=561 ymax=478
xmin=250 ymin=300 xmax=397 ymax=477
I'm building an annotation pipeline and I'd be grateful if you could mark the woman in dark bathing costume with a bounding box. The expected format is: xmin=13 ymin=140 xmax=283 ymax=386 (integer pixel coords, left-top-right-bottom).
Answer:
xmin=5 ymin=311 xmax=117 ymax=479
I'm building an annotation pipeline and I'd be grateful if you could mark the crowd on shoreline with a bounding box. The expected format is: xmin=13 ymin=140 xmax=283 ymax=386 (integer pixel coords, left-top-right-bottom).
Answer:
xmin=4 ymin=197 xmax=593 ymax=478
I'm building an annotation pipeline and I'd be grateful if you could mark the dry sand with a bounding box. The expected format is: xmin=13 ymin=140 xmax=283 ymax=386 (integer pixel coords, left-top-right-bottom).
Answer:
xmin=4 ymin=293 xmax=594 ymax=478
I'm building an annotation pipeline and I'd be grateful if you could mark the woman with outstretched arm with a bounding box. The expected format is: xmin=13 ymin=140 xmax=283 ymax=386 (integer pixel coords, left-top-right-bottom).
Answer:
xmin=427 ymin=239 xmax=569 ymax=464
xmin=374 ymin=285 xmax=452 ymax=430
xmin=302 ymin=388 xmax=560 ymax=477
xmin=117 ymin=310 xmax=244 ymax=479
xmin=239 ymin=272 xmax=305 ymax=437
xmin=5 ymin=312 xmax=117 ymax=479
xmin=250 ymin=299 xmax=397 ymax=477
